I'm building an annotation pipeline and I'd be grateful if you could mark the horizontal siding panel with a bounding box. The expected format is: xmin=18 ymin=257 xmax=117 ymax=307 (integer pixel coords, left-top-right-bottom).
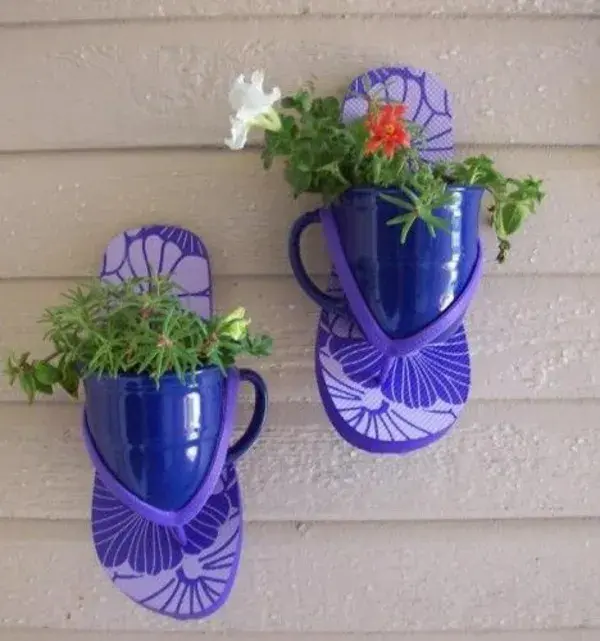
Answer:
xmin=0 ymin=0 xmax=302 ymax=22
xmin=5 ymin=630 xmax=600 ymax=641
xmin=306 ymin=0 xmax=600 ymax=14
xmin=2 ymin=518 xmax=600 ymax=632
xmin=0 ymin=19 xmax=596 ymax=150
xmin=0 ymin=147 xmax=597 ymax=278
xmin=0 ymin=275 xmax=597 ymax=402
xmin=1 ymin=400 xmax=599 ymax=522
xmin=1 ymin=0 xmax=597 ymax=22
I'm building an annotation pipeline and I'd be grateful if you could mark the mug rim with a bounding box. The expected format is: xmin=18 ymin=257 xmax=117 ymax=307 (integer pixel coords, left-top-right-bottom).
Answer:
xmin=340 ymin=184 xmax=485 ymax=197
xmin=83 ymin=364 xmax=224 ymax=384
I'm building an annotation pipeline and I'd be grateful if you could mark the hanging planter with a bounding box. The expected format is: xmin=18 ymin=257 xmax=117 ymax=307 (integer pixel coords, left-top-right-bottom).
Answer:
xmin=83 ymin=366 xmax=265 ymax=518
xmin=289 ymin=185 xmax=483 ymax=344
xmin=5 ymin=225 xmax=271 ymax=619
xmin=224 ymin=66 xmax=545 ymax=454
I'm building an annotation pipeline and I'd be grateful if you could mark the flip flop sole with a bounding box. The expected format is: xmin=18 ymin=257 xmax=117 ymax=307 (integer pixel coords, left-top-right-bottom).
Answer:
xmin=316 ymin=275 xmax=470 ymax=453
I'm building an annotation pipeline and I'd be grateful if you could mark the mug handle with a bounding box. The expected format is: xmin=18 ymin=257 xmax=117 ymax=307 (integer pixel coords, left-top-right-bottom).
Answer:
xmin=226 ymin=368 xmax=268 ymax=464
xmin=288 ymin=209 xmax=345 ymax=311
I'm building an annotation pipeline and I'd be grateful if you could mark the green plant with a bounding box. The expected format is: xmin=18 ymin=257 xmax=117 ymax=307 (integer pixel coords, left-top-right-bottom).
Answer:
xmin=4 ymin=276 xmax=272 ymax=403
xmin=261 ymin=92 xmax=424 ymax=202
xmin=381 ymin=164 xmax=454 ymax=243
xmin=434 ymin=155 xmax=545 ymax=262
xmin=225 ymin=74 xmax=545 ymax=262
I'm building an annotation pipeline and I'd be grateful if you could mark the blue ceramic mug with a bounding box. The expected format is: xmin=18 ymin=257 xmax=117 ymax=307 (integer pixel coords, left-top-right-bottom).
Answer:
xmin=84 ymin=366 xmax=267 ymax=511
xmin=289 ymin=186 xmax=483 ymax=339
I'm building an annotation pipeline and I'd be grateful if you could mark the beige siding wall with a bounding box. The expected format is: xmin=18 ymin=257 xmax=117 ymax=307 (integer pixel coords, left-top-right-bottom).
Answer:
xmin=1 ymin=1 xmax=599 ymax=639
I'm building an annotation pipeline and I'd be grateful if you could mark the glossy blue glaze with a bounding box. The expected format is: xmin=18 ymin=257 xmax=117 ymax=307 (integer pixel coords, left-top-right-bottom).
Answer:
xmin=332 ymin=186 xmax=483 ymax=338
xmin=84 ymin=368 xmax=225 ymax=511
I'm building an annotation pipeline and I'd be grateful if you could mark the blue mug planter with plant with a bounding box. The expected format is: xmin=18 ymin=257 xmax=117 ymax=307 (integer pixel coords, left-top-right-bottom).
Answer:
xmin=5 ymin=225 xmax=272 ymax=620
xmin=289 ymin=185 xmax=484 ymax=341
xmin=84 ymin=365 xmax=267 ymax=513
xmin=225 ymin=65 xmax=544 ymax=454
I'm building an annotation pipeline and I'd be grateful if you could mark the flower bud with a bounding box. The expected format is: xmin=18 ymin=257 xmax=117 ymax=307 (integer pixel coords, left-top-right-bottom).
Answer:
xmin=222 ymin=307 xmax=250 ymax=341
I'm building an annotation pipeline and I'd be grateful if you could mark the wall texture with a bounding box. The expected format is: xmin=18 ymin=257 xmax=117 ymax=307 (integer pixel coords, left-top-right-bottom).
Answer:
xmin=0 ymin=1 xmax=599 ymax=640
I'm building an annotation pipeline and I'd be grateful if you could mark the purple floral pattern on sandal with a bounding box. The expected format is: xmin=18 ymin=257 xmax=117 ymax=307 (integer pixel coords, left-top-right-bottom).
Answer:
xmin=92 ymin=465 xmax=242 ymax=619
xmin=315 ymin=274 xmax=469 ymax=453
xmin=101 ymin=225 xmax=212 ymax=318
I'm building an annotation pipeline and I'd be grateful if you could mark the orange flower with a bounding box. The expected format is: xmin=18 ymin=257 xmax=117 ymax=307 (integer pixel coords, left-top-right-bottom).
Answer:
xmin=364 ymin=103 xmax=411 ymax=158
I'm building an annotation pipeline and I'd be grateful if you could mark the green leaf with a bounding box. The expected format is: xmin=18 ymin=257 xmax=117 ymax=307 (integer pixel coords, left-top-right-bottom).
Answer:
xmin=380 ymin=194 xmax=413 ymax=210
xmin=321 ymin=96 xmax=341 ymax=117
xmin=281 ymin=90 xmax=311 ymax=114
xmin=59 ymin=366 xmax=80 ymax=399
xmin=387 ymin=213 xmax=416 ymax=226
xmin=311 ymin=96 xmax=340 ymax=121
xmin=284 ymin=164 xmax=312 ymax=196
xmin=254 ymin=335 xmax=273 ymax=356
xmin=400 ymin=217 xmax=417 ymax=244
xmin=36 ymin=382 xmax=54 ymax=395
xmin=423 ymin=214 xmax=451 ymax=233
xmin=18 ymin=371 xmax=36 ymax=403
xmin=318 ymin=162 xmax=349 ymax=187
xmin=426 ymin=222 xmax=437 ymax=237
xmin=501 ymin=204 xmax=525 ymax=236
xmin=4 ymin=354 xmax=20 ymax=386
xmin=280 ymin=114 xmax=298 ymax=136
xmin=33 ymin=361 xmax=60 ymax=386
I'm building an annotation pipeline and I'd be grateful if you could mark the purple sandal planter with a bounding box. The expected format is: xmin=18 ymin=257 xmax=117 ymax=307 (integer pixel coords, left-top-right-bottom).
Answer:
xmin=289 ymin=66 xmax=482 ymax=454
xmin=84 ymin=225 xmax=268 ymax=619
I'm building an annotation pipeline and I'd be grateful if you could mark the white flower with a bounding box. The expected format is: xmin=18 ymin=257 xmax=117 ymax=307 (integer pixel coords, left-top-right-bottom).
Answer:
xmin=224 ymin=70 xmax=282 ymax=150
xmin=229 ymin=70 xmax=280 ymax=120
xmin=225 ymin=117 xmax=250 ymax=151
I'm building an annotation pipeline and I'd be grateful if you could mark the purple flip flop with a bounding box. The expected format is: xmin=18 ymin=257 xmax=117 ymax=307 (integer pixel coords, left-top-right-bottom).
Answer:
xmin=313 ymin=66 xmax=478 ymax=454
xmin=87 ymin=226 xmax=244 ymax=619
